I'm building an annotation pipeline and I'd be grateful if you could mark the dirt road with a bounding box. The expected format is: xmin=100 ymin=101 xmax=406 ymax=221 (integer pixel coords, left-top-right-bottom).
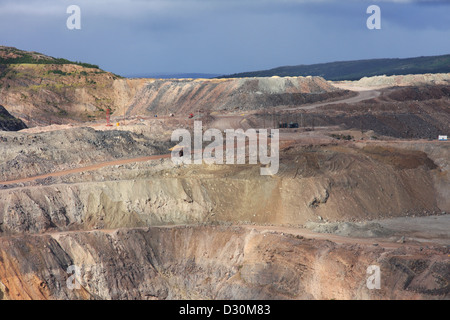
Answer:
xmin=284 ymin=86 xmax=382 ymax=111
xmin=208 ymin=84 xmax=382 ymax=130
xmin=0 ymin=153 xmax=172 ymax=186
xmin=45 ymin=214 xmax=450 ymax=249
xmin=1 ymin=84 xmax=385 ymax=186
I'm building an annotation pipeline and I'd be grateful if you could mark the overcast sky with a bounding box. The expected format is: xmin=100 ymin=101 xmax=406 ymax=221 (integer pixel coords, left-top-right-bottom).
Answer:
xmin=0 ymin=0 xmax=449 ymax=76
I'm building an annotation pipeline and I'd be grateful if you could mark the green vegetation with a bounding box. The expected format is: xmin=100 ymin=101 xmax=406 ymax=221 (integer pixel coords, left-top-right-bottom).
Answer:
xmin=220 ymin=54 xmax=450 ymax=81
xmin=48 ymin=69 xmax=69 ymax=76
xmin=0 ymin=48 xmax=99 ymax=69
xmin=112 ymin=73 xmax=124 ymax=79
xmin=331 ymin=134 xmax=354 ymax=141
xmin=55 ymin=107 xmax=68 ymax=117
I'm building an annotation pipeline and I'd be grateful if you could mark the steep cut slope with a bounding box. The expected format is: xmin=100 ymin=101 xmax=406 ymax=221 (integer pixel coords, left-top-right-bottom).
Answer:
xmin=0 ymin=105 xmax=26 ymax=131
xmin=0 ymin=127 xmax=169 ymax=182
xmin=0 ymin=226 xmax=447 ymax=300
xmin=0 ymin=63 xmax=145 ymax=127
xmin=277 ymin=87 xmax=450 ymax=140
xmin=0 ymin=47 xmax=147 ymax=126
xmin=124 ymin=76 xmax=346 ymax=116
xmin=0 ymin=136 xmax=446 ymax=235
xmin=0 ymin=48 xmax=347 ymax=126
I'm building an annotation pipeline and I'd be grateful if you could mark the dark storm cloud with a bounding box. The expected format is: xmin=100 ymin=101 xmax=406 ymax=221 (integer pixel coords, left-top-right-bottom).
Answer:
xmin=0 ymin=0 xmax=448 ymax=76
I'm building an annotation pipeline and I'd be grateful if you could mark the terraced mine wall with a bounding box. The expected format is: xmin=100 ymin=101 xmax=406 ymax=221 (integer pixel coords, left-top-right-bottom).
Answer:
xmin=0 ymin=226 xmax=447 ymax=300
xmin=0 ymin=143 xmax=445 ymax=235
xmin=0 ymin=65 xmax=346 ymax=126
xmin=124 ymin=76 xmax=345 ymax=116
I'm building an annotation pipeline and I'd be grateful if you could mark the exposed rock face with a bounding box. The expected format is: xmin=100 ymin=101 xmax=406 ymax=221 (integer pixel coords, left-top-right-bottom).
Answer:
xmin=0 ymin=50 xmax=448 ymax=301
xmin=0 ymin=63 xmax=146 ymax=126
xmin=258 ymin=83 xmax=450 ymax=140
xmin=0 ymin=105 xmax=26 ymax=131
xmin=0 ymin=117 xmax=447 ymax=300
xmin=0 ymin=142 xmax=446 ymax=235
xmin=0 ymin=226 xmax=447 ymax=300
xmin=124 ymin=76 xmax=344 ymax=116
xmin=0 ymin=127 xmax=169 ymax=182
xmin=0 ymin=60 xmax=345 ymax=127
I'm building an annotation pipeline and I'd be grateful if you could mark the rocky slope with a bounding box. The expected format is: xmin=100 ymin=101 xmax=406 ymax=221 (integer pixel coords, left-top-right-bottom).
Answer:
xmin=0 ymin=131 xmax=447 ymax=235
xmin=252 ymin=83 xmax=450 ymax=140
xmin=0 ymin=127 xmax=169 ymax=182
xmin=123 ymin=76 xmax=347 ymax=116
xmin=0 ymin=225 xmax=448 ymax=300
xmin=0 ymin=104 xmax=26 ymax=131
xmin=2 ymin=47 xmax=449 ymax=134
xmin=0 ymin=47 xmax=350 ymax=126
xmin=0 ymin=62 xmax=146 ymax=126
xmin=0 ymin=119 xmax=448 ymax=301
xmin=0 ymin=47 xmax=448 ymax=301
xmin=0 ymin=63 xmax=346 ymax=127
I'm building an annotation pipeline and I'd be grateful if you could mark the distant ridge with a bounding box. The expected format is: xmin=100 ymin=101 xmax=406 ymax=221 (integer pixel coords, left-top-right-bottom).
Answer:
xmin=0 ymin=45 xmax=100 ymax=69
xmin=220 ymin=54 xmax=450 ymax=81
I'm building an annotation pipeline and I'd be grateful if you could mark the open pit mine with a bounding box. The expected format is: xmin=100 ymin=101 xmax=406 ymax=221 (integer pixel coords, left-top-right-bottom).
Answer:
xmin=0 ymin=48 xmax=448 ymax=300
